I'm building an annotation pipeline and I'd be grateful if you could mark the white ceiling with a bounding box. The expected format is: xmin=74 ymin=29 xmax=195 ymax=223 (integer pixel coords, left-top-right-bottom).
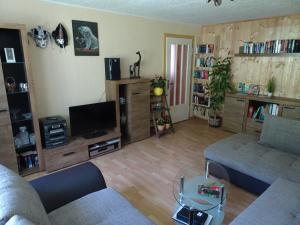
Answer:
xmin=43 ymin=0 xmax=300 ymax=25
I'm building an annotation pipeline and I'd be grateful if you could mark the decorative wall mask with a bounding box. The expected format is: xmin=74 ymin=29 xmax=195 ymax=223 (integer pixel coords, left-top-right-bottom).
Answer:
xmin=28 ymin=26 xmax=52 ymax=48
xmin=52 ymin=23 xmax=68 ymax=48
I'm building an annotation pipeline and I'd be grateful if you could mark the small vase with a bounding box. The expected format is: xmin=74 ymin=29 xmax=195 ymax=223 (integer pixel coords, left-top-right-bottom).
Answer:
xmin=157 ymin=125 xmax=165 ymax=131
xmin=267 ymin=92 xmax=273 ymax=97
xmin=165 ymin=123 xmax=170 ymax=129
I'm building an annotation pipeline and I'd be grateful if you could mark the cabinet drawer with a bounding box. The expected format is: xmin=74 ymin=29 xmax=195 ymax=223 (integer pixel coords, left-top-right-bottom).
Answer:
xmin=44 ymin=145 xmax=89 ymax=172
xmin=282 ymin=105 xmax=300 ymax=120
xmin=246 ymin=119 xmax=263 ymax=135
xmin=223 ymin=97 xmax=245 ymax=122
xmin=129 ymin=119 xmax=150 ymax=142
xmin=127 ymin=83 xmax=150 ymax=96
xmin=222 ymin=120 xmax=243 ymax=133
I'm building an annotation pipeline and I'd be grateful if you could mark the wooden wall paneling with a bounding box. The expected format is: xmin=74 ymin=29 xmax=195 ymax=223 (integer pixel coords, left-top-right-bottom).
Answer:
xmin=200 ymin=14 xmax=300 ymax=99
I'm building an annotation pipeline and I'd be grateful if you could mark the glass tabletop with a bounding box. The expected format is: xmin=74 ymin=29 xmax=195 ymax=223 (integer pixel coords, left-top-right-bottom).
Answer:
xmin=173 ymin=162 xmax=230 ymax=213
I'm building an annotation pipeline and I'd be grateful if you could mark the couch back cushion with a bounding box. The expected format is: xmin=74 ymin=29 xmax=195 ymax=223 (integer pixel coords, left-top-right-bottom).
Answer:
xmin=5 ymin=215 xmax=35 ymax=225
xmin=259 ymin=115 xmax=300 ymax=155
xmin=0 ymin=165 xmax=51 ymax=225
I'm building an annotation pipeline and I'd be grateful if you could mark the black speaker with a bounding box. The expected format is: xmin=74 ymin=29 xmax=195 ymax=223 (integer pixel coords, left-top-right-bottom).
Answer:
xmin=105 ymin=58 xmax=120 ymax=80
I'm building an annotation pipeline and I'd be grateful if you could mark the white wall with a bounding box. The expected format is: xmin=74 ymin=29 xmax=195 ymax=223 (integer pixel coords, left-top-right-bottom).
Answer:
xmin=0 ymin=0 xmax=200 ymax=118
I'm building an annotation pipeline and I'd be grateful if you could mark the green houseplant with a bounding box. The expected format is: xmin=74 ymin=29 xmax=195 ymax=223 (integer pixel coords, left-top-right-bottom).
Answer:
xmin=151 ymin=76 xmax=167 ymax=96
xmin=164 ymin=115 xmax=171 ymax=130
xmin=266 ymin=77 xmax=276 ymax=97
xmin=157 ymin=117 xmax=165 ymax=131
xmin=206 ymin=57 xmax=233 ymax=127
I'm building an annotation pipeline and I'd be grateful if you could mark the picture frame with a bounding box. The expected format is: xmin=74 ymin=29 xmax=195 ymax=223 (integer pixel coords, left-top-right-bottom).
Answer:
xmin=4 ymin=48 xmax=16 ymax=63
xmin=72 ymin=20 xmax=99 ymax=56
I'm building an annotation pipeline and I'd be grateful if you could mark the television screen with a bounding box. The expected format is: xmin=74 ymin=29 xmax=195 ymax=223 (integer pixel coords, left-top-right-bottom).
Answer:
xmin=69 ymin=101 xmax=116 ymax=137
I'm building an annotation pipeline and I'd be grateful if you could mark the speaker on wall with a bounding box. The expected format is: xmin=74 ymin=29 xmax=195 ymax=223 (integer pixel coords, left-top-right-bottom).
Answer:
xmin=105 ymin=58 xmax=121 ymax=80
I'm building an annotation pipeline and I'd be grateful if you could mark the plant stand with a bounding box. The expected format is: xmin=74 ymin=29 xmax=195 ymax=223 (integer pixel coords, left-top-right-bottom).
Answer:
xmin=151 ymin=94 xmax=174 ymax=138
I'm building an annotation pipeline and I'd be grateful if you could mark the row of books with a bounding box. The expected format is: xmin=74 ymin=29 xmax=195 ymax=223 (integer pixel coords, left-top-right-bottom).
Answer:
xmin=18 ymin=151 xmax=39 ymax=170
xmin=194 ymin=71 xmax=209 ymax=79
xmin=241 ymin=39 xmax=300 ymax=54
xmin=196 ymin=44 xmax=214 ymax=54
xmin=195 ymin=57 xmax=214 ymax=67
xmin=248 ymin=104 xmax=279 ymax=121
xmin=193 ymin=95 xmax=209 ymax=106
xmin=193 ymin=83 xmax=206 ymax=93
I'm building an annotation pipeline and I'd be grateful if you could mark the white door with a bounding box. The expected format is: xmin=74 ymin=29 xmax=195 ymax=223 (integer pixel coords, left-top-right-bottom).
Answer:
xmin=165 ymin=37 xmax=192 ymax=123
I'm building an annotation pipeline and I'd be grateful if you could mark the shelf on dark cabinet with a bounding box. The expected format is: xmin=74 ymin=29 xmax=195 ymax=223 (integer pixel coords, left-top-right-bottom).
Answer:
xmin=15 ymin=143 xmax=36 ymax=154
xmin=11 ymin=117 xmax=32 ymax=124
xmin=6 ymin=91 xmax=28 ymax=96
xmin=1 ymin=62 xmax=25 ymax=65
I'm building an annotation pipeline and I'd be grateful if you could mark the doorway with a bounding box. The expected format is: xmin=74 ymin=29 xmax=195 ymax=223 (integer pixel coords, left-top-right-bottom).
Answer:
xmin=165 ymin=35 xmax=193 ymax=123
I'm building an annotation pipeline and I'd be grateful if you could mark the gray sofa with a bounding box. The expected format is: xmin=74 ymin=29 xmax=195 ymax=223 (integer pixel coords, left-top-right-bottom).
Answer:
xmin=204 ymin=115 xmax=300 ymax=225
xmin=0 ymin=162 xmax=154 ymax=225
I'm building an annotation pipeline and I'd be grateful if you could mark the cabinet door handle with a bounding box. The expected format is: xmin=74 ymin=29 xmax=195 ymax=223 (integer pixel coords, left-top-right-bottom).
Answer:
xmin=63 ymin=152 xmax=75 ymax=157
xmin=284 ymin=106 xmax=295 ymax=110
xmin=0 ymin=109 xmax=8 ymax=113
xmin=132 ymin=92 xmax=141 ymax=95
xmin=255 ymin=130 xmax=261 ymax=133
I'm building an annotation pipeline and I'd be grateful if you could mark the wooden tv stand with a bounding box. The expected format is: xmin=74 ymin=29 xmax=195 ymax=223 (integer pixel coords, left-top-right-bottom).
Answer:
xmin=44 ymin=129 xmax=121 ymax=172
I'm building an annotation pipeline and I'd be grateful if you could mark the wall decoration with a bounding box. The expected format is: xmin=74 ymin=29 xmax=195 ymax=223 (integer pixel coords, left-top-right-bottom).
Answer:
xmin=28 ymin=26 xmax=52 ymax=48
xmin=52 ymin=23 xmax=68 ymax=48
xmin=129 ymin=51 xmax=141 ymax=79
xmin=72 ymin=20 xmax=99 ymax=56
xmin=4 ymin=48 xmax=16 ymax=63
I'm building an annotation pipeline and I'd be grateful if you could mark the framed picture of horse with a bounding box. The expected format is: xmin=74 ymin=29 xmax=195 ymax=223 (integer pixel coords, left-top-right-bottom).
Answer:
xmin=72 ymin=20 xmax=99 ymax=56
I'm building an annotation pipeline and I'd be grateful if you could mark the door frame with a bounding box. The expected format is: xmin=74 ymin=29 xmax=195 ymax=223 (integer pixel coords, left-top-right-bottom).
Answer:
xmin=163 ymin=33 xmax=195 ymax=120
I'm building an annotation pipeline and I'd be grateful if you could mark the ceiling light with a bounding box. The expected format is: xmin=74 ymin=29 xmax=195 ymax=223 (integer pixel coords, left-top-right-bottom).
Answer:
xmin=208 ymin=0 xmax=234 ymax=6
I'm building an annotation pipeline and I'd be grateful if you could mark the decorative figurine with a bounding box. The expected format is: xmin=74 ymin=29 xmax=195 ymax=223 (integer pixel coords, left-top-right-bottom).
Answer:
xmin=52 ymin=23 xmax=68 ymax=48
xmin=129 ymin=51 xmax=141 ymax=79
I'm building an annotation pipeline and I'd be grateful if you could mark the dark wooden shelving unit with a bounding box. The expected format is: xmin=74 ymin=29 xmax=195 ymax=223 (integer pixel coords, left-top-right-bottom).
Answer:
xmin=0 ymin=24 xmax=43 ymax=175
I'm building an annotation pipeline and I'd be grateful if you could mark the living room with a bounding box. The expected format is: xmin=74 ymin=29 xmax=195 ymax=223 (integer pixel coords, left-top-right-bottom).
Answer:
xmin=0 ymin=0 xmax=300 ymax=225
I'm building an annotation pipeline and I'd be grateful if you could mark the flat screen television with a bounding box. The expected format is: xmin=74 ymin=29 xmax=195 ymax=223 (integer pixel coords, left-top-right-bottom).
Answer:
xmin=69 ymin=101 xmax=116 ymax=138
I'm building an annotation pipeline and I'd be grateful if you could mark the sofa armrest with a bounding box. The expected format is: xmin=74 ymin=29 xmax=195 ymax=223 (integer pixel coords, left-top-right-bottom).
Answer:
xmin=30 ymin=162 xmax=107 ymax=213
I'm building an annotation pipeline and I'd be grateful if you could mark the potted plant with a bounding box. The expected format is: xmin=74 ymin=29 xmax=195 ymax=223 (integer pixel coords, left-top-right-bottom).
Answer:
xmin=157 ymin=117 xmax=165 ymax=131
xmin=151 ymin=76 xmax=167 ymax=96
xmin=266 ymin=77 xmax=275 ymax=97
xmin=206 ymin=57 xmax=233 ymax=127
xmin=164 ymin=116 xmax=171 ymax=129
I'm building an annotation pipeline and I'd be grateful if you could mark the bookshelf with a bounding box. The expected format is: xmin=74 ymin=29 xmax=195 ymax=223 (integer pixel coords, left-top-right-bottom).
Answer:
xmin=234 ymin=53 xmax=300 ymax=57
xmin=191 ymin=36 xmax=220 ymax=120
xmin=223 ymin=93 xmax=300 ymax=134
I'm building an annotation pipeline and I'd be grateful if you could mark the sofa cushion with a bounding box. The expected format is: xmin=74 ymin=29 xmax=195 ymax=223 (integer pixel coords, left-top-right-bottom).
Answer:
xmin=0 ymin=165 xmax=51 ymax=225
xmin=48 ymin=187 xmax=154 ymax=225
xmin=204 ymin=133 xmax=300 ymax=184
xmin=229 ymin=178 xmax=300 ymax=225
xmin=259 ymin=115 xmax=300 ymax=155
xmin=5 ymin=215 xmax=35 ymax=225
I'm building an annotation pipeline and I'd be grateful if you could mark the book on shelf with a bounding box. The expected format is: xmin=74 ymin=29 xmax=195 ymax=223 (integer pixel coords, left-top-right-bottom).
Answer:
xmin=193 ymin=71 xmax=209 ymax=79
xmin=18 ymin=151 xmax=39 ymax=170
xmin=248 ymin=104 xmax=279 ymax=121
xmin=196 ymin=44 xmax=214 ymax=54
xmin=241 ymin=39 xmax=300 ymax=54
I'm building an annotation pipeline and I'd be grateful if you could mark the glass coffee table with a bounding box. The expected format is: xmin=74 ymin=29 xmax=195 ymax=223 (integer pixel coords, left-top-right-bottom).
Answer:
xmin=172 ymin=162 xmax=229 ymax=225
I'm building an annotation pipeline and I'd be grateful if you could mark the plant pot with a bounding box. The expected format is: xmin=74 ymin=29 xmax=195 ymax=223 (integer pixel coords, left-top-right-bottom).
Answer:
xmin=208 ymin=116 xmax=222 ymax=128
xmin=267 ymin=92 xmax=273 ymax=97
xmin=165 ymin=123 xmax=170 ymax=129
xmin=157 ymin=125 xmax=165 ymax=131
xmin=153 ymin=87 xmax=163 ymax=96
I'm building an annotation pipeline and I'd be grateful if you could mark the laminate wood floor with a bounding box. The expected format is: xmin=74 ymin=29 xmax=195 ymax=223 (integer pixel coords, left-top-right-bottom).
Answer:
xmin=27 ymin=118 xmax=256 ymax=225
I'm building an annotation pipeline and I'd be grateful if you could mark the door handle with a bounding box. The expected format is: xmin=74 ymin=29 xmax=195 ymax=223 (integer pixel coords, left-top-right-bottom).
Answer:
xmin=0 ymin=109 xmax=8 ymax=113
xmin=63 ymin=152 xmax=75 ymax=157
xmin=132 ymin=92 xmax=141 ymax=95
